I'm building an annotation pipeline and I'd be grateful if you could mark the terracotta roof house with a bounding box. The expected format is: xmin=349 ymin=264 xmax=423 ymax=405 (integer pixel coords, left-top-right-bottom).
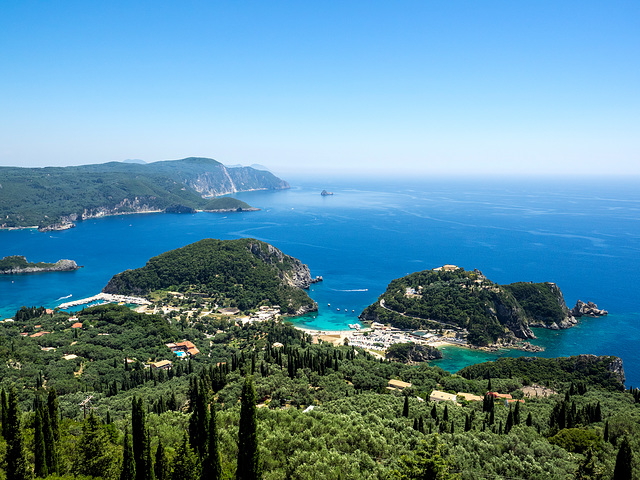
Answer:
xmin=30 ymin=331 xmax=50 ymax=338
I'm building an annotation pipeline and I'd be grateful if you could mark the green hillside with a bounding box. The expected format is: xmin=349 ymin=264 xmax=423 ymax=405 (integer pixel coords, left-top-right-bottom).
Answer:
xmin=0 ymin=157 xmax=288 ymax=228
xmin=360 ymin=267 xmax=575 ymax=346
xmin=0 ymin=303 xmax=637 ymax=479
xmin=102 ymin=238 xmax=316 ymax=314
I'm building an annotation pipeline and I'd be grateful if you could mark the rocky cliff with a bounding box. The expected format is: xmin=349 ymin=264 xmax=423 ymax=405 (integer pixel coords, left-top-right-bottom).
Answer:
xmin=248 ymin=242 xmax=313 ymax=289
xmin=571 ymin=300 xmax=608 ymax=317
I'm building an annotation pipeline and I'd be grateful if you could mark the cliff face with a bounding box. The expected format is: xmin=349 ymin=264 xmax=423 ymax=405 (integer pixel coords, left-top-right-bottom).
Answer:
xmin=188 ymin=165 xmax=289 ymax=197
xmin=248 ymin=242 xmax=312 ymax=289
xmin=503 ymin=282 xmax=578 ymax=330
xmin=493 ymin=301 xmax=536 ymax=340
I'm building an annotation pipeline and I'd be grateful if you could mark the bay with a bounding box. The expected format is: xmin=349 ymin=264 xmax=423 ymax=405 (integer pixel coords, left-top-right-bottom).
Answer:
xmin=1 ymin=176 xmax=639 ymax=384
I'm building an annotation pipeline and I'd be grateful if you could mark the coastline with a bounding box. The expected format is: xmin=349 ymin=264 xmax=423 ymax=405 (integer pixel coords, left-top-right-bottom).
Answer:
xmin=0 ymin=207 xmax=262 ymax=232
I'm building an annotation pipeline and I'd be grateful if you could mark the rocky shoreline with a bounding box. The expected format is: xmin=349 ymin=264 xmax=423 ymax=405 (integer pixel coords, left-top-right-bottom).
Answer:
xmin=0 ymin=256 xmax=80 ymax=274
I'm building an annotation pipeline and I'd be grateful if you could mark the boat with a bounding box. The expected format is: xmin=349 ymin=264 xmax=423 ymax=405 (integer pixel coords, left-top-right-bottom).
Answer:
xmin=321 ymin=190 xmax=334 ymax=196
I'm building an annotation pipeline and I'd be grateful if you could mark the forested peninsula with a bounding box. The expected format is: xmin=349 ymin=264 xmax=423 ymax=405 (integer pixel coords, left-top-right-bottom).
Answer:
xmin=0 ymin=157 xmax=287 ymax=229
xmin=360 ymin=266 xmax=607 ymax=346
xmin=102 ymin=238 xmax=318 ymax=315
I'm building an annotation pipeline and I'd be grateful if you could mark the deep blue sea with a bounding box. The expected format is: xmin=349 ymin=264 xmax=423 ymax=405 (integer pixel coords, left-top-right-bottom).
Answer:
xmin=1 ymin=176 xmax=639 ymax=384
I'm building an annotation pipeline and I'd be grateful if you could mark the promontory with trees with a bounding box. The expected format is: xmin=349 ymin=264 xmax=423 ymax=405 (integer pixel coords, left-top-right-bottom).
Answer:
xmin=0 ymin=157 xmax=288 ymax=230
xmin=0 ymin=244 xmax=635 ymax=479
xmin=102 ymin=238 xmax=318 ymax=315
xmin=360 ymin=265 xmax=607 ymax=347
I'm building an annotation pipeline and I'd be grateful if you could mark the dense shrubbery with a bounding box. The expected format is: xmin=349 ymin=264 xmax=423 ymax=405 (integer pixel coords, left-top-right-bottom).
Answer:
xmin=503 ymin=282 xmax=569 ymax=325
xmin=362 ymin=268 xmax=578 ymax=346
xmin=103 ymin=238 xmax=316 ymax=314
xmin=0 ymin=304 xmax=638 ymax=479
xmin=458 ymin=356 xmax=626 ymax=391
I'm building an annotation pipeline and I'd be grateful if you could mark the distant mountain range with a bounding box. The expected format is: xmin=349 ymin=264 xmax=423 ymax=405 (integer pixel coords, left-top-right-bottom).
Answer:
xmin=0 ymin=157 xmax=289 ymax=229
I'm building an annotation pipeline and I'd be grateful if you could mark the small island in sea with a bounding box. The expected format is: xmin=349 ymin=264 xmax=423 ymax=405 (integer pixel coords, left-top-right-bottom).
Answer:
xmin=0 ymin=255 xmax=80 ymax=274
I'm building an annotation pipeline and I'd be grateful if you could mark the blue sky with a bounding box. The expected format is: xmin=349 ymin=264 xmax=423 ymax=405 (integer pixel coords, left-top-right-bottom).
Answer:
xmin=1 ymin=1 xmax=638 ymax=176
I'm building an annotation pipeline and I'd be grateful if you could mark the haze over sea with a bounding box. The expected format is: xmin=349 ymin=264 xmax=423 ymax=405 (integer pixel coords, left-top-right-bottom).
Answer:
xmin=1 ymin=177 xmax=639 ymax=384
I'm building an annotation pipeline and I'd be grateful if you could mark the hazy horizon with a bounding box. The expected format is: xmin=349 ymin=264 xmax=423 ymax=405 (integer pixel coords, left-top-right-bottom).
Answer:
xmin=1 ymin=2 xmax=638 ymax=176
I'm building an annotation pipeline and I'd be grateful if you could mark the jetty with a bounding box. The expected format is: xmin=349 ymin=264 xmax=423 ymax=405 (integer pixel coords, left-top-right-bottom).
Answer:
xmin=58 ymin=293 xmax=151 ymax=310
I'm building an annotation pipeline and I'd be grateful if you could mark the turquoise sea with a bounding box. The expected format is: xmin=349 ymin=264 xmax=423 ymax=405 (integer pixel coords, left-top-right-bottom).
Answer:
xmin=1 ymin=176 xmax=639 ymax=384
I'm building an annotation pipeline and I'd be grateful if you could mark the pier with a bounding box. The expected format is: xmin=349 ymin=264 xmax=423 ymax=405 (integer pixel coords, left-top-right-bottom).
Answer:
xmin=58 ymin=293 xmax=151 ymax=310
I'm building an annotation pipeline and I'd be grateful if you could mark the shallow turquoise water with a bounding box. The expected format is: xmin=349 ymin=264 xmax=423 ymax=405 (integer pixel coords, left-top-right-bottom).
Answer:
xmin=1 ymin=176 xmax=639 ymax=383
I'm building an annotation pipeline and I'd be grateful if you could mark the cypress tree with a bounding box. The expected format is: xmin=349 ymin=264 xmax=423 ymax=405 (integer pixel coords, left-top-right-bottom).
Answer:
xmin=526 ymin=412 xmax=533 ymax=427
xmin=47 ymin=388 xmax=60 ymax=443
xmin=613 ymin=436 xmax=633 ymax=480
xmin=402 ymin=396 xmax=409 ymax=418
xmin=121 ymin=425 xmax=136 ymax=480
xmin=6 ymin=387 xmax=30 ymax=480
xmin=189 ymin=379 xmax=209 ymax=459
xmin=155 ymin=441 xmax=170 ymax=480
xmin=202 ymin=403 xmax=222 ymax=480
xmin=236 ymin=376 xmax=261 ymax=480
xmin=514 ymin=401 xmax=521 ymax=425
xmin=1 ymin=388 xmax=8 ymax=438
xmin=413 ymin=418 xmax=418 ymax=430
xmin=34 ymin=409 xmax=48 ymax=478
xmin=172 ymin=434 xmax=199 ymax=480
xmin=42 ymin=405 xmax=58 ymax=475
xmin=595 ymin=401 xmax=602 ymax=422
xmin=73 ymin=412 xmax=115 ymax=479
xmin=443 ymin=405 xmax=449 ymax=422
xmin=418 ymin=416 xmax=424 ymax=434
xmin=167 ymin=391 xmax=178 ymax=411
xmin=132 ymin=397 xmax=152 ymax=480
xmin=505 ymin=409 xmax=513 ymax=434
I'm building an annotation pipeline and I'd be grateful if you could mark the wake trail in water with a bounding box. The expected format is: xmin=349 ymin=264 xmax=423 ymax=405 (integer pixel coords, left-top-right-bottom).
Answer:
xmin=329 ymin=288 xmax=368 ymax=292
xmin=55 ymin=294 xmax=72 ymax=301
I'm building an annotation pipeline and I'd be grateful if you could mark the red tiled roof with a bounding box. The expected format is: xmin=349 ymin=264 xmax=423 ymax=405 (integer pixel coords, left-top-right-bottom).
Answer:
xmin=71 ymin=322 xmax=83 ymax=328
xmin=29 ymin=331 xmax=50 ymax=338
